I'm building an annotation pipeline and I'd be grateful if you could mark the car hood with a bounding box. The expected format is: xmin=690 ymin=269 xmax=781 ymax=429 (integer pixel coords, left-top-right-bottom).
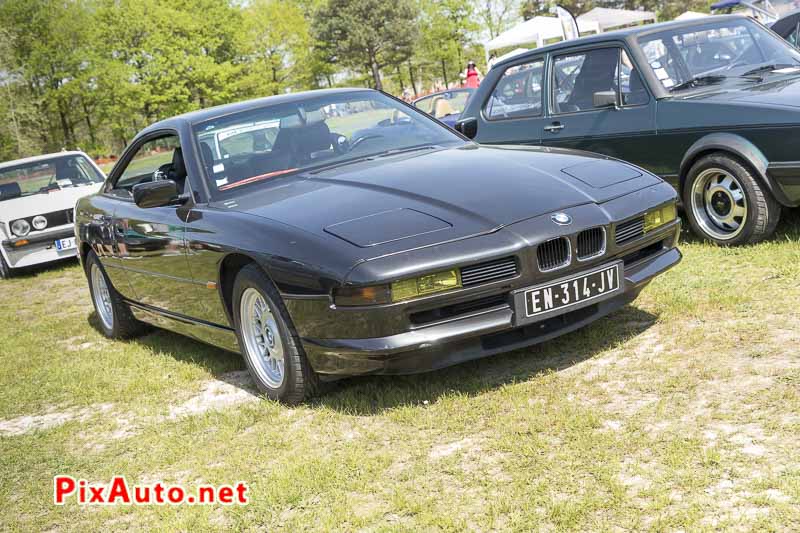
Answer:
xmin=220 ymin=144 xmax=659 ymax=257
xmin=0 ymin=183 xmax=103 ymax=223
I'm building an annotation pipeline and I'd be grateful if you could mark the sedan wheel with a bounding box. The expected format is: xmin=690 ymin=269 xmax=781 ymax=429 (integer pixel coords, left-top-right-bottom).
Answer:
xmin=91 ymin=262 xmax=115 ymax=331
xmin=239 ymin=288 xmax=285 ymax=389
xmin=690 ymin=168 xmax=748 ymax=241
xmin=684 ymin=153 xmax=781 ymax=246
xmin=233 ymin=264 xmax=317 ymax=404
xmin=85 ymin=251 xmax=146 ymax=339
xmin=0 ymin=253 xmax=11 ymax=279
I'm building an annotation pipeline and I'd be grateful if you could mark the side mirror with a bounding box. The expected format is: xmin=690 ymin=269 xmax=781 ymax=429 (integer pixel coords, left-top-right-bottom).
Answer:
xmin=593 ymin=91 xmax=619 ymax=109
xmin=455 ymin=117 xmax=478 ymax=139
xmin=133 ymin=180 xmax=182 ymax=208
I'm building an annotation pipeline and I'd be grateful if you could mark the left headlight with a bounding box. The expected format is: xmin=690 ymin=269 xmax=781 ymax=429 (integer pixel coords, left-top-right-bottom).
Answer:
xmin=644 ymin=203 xmax=677 ymax=233
xmin=11 ymin=219 xmax=30 ymax=237
xmin=334 ymin=268 xmax=462 ymax=306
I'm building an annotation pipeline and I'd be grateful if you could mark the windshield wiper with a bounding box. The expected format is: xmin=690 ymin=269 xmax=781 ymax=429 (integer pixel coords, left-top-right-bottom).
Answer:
xmin=669 ymin=75 xmax=726 ymax=93
xmin=741 ymin=63 xmax=799 ymax=77
xmin=375 ymin=144 xmax=438 ymax=158
xmin=308 ymin=144 xmax=438 ymax=175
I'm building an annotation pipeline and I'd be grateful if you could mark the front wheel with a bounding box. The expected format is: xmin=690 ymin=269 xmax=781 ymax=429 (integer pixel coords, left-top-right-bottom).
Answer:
xmin=0 ymin=253 xmax=11 ymax=279
xmin=683 ymin=153 xmax=781 ymax=246
xmin=86 ymin=251 xmax=146 ymax=339
xmin=233 ymin=264 xmax=318 ymax=404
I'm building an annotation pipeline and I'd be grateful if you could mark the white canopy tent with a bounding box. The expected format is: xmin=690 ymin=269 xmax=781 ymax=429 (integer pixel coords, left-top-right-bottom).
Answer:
xmin=484 ymin=16 xmax=600 ymax=54
xmin=576 ymin=8 xmax=656 ymax=32
xmin=675 ymin=11 xmax=710 ymax=20
xmin=484 ymin=9 xmax=656 ymax=59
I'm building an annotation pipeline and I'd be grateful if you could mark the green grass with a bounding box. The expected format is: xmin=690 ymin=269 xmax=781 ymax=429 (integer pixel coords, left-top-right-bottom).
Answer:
xmin=1 ymin=213 xmax=799 ymax=530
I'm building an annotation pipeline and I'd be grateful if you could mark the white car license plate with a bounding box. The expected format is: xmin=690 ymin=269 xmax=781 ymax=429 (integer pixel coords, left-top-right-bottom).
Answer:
xmin=513 ymin=262 xmax=622 ymax=325
xmin=55 ymin=237 xmax=76 ymax=251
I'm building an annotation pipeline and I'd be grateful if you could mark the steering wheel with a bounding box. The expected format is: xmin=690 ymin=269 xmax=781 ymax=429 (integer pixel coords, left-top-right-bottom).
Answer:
xmin=331 ymin=133 xmax=350 ymax=154
xmin=349 ymin=133 xmax=384 ymax=151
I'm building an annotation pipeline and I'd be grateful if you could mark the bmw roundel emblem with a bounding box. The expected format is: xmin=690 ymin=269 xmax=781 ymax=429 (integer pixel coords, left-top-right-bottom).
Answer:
xmin=551 ymin=212 xmax=572 ymax=225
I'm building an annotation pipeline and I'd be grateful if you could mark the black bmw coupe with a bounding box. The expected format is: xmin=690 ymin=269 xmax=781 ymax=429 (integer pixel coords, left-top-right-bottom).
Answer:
xmin=75 ymin=89 xmax=680 ymax=403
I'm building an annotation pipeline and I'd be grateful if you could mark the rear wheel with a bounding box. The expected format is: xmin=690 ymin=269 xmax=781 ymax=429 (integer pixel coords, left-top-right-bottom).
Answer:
xmin=233 ymin=264 xmax=317 ymax=404
xmin=683 ymin=153 xmax=781 ymax=246
xmin=0 ymin=253 xmax=11 ymax=279
xmin=86 ymin=251 xmax=146 ymax=339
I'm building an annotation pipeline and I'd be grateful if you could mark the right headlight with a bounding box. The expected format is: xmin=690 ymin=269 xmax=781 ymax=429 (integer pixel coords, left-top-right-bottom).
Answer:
xmin=11 ymin=219 xmax=30 ymax=237
xmin=643 ymin=203 xmax=677 ymax=233
xmin=32 ymin=215 xmax=48 ymax=231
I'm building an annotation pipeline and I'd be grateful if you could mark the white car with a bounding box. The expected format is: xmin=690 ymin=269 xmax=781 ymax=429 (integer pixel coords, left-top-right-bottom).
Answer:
xmin=0 ymin=151 xmax=105 ymax=278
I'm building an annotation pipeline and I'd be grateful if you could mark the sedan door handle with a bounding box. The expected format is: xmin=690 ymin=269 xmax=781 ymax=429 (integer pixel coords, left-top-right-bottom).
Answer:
xmin=544 ymin=122 xmax=565 ymax=133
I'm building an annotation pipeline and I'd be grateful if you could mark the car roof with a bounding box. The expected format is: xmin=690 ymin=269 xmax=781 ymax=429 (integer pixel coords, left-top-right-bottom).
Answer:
xmin=141 ymin=88 xmax=375 ymax=135
xmin=493 ymin=14 xmax=754 ymax=70
xmin=0 ymin=151 xmax=90 ymax=171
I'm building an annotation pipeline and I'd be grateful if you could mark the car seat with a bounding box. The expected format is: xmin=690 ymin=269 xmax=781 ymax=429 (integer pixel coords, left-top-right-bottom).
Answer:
xmin=0 ymin=182 xmax=21 ymax=201
xmin=434 ymin=98 xmax=456 ymax=118
xmin=565 ymin=49 xmax=618 ymax=112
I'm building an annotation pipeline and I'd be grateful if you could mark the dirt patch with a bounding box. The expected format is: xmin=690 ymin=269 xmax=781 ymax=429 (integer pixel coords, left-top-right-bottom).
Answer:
xmin=166 ymin=371 xmax=259 ymax=419
xmin=0 ymin=403 xmax=114 ymax=437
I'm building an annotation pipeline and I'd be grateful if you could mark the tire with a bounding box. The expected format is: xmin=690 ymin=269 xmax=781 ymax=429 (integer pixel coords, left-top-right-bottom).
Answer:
xmin=85 ymin=251 xmax=146 ymax=339
xmin=0 ymin=253 xmax=11 ymax=279
xmin=683 ymin=153 xmax=781 ymax=246
xmin=232 ymin=264 xmax=318 ymax=404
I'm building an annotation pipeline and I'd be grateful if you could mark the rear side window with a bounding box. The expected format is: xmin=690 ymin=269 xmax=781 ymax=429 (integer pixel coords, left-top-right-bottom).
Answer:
xmin=485 ymin=59 xmax=545 ymax=120
xmin=553 ymin=48 xmax=618 ymax=113
xmin=552 ymin=47 xmax=648 ymax=113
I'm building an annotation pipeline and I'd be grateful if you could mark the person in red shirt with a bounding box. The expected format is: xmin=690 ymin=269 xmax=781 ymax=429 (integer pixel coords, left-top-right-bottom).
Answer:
xmin=462 ymin=60 xmax=482 ymax=88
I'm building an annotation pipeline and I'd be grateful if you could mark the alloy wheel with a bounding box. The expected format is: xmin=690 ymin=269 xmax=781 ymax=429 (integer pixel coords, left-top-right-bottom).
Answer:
xmin=91 ymin=263 xmax=114 ymax=330
xmin=690 ymin=168 xmax=748 ymax=240
xmin=239 ymin=287 xmax=285 ymax=389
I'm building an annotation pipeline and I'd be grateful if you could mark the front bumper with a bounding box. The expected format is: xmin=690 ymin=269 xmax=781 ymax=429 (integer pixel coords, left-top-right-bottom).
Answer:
xmin=300 ymin=243 xmax=681 ymax=376
xmin=0 ymin=227 xmax=77 ymax=269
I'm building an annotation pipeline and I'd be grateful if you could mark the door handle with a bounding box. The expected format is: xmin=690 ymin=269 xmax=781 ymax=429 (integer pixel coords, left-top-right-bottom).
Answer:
xmin=544 ymin=122 xmax=565 ymax=133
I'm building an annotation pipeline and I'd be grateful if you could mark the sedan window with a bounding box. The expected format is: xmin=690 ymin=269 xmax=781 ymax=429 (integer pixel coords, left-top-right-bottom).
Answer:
xmin=114 ymin=135 xmax=187 ymax=197
xmin=414 ymin=90 xmax=472 ymax=119
xmin=484 ymin=59 xmax=544 ymax=120
xmin=0 ymin=155 xmax=104 ymax=201
xmin=637 ymin=18 xmax=800 ymax=91
xmin=553 ymin=48 xmax=619 ymax=113
xmin=193 ymin=91 xmax=463 ymax=195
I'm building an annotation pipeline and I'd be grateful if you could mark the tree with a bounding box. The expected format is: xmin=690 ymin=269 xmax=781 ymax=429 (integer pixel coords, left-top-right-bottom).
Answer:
xmin=417 ymin=0 xmax=478 ymax=88
xmin=477 ymin=0 xmax=519 ymax=40
xmin=313 ymin=0 xmax=418 ymax=90
xmin=237 ymin=0 xmax=313 ymax=97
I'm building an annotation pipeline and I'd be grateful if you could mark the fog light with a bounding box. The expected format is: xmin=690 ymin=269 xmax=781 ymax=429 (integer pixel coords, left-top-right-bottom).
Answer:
xmin=644 ymin=203 xmax=677 ymax=233
xmin=391 ymin=269 xmax=461 ymax=303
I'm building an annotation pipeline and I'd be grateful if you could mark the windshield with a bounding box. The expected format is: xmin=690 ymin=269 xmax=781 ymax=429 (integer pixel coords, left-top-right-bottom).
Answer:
xmin=637 ymin=18 xmax=800 ymax=91
xmin=0 ymin=154 xmax=104 ymax=202
xmin=413 ymin=90 xmax=473 ymax=118
xmin=193 ymin=91 xmax=464 ymax=195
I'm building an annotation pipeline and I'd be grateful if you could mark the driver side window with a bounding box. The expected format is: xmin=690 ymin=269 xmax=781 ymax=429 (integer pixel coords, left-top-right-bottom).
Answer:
xmin=113 ymin=135 xmax=185 ymax=196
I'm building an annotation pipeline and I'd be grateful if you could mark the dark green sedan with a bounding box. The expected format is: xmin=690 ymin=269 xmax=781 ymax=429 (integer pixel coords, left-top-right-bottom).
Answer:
xmin=458 ymin=15 xmax=800 ymax=245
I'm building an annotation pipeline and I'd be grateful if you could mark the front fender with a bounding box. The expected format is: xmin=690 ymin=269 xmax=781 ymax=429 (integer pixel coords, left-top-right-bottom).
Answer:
xmin=679 ymin=132 xmax=794 ymax=206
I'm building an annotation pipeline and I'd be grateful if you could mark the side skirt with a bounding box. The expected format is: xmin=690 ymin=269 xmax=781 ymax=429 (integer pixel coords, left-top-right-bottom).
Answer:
xmin=127 ymin=300 xmax=240 ymax=354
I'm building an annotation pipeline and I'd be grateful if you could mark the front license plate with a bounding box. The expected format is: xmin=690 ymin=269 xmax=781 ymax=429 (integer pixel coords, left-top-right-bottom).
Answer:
xmin=55 ymin=237 xmax=76 ymax=251
xmin=514 ymin=262 xmax=622 ymax=324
